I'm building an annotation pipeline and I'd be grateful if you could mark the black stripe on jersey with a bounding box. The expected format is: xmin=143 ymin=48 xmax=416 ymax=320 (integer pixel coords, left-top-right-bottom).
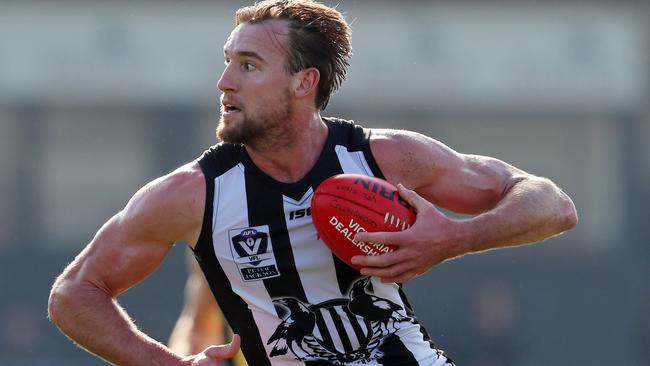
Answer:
xmin=327 ymin=307 xmax=354 ymax=352
xmin=194 ymin=147 xmax=271 ymax=366
xmin=315 ymin=313 xmax=335 ymax=349
xmin=342 ymin=307 xmax=367 ymax=348
xmin=316 ymin=312 xmax=336 ymax=347
xmin=377 ymin=333 xmax=418 ymax=366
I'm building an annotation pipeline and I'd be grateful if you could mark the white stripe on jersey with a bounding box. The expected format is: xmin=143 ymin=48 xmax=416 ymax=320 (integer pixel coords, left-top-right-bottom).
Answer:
xmin=335 ymin=144 xmax=374 ymax=176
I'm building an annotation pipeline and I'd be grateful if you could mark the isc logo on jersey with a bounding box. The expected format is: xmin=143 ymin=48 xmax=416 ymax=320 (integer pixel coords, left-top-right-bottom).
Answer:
xmin=229 ymin=225 xmax=280 ymax=282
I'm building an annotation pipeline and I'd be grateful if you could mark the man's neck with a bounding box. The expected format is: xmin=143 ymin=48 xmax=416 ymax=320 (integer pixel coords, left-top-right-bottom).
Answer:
xmin=245 ymin=113 xmax=328 ymax=183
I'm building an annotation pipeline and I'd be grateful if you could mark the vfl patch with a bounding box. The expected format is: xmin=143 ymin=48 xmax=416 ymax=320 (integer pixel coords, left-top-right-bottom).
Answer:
xmin=229 ymin=225 xmax=280 ymax=282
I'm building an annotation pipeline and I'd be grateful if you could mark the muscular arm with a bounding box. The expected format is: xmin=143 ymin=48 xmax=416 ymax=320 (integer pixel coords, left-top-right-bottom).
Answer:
xmin=353 ymin=129 xmax=578 ymax=282
xmin=47 ymin=163 xmax=209 ymax=365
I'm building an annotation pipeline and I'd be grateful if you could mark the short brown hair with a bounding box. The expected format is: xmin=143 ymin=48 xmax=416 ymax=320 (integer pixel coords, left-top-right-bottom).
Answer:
xmin=235 ymin=0 xmax=352 ymax=110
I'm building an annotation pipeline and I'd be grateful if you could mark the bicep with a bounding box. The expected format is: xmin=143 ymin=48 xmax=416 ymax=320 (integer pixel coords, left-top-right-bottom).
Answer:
xmin=71 ymin=211 xmax=175 ymax=298
xmin=373 ymin=130 xmax=526 ymax=215
xmin=422 ymin=153 xmax=526 ymax=214
xmin=62 ymin=165 xmax=204 ymax=297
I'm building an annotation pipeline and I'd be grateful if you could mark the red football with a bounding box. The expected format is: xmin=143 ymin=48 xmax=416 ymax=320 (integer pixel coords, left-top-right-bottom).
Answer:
xmin=311 ymin=174 xmax=416 ymax=270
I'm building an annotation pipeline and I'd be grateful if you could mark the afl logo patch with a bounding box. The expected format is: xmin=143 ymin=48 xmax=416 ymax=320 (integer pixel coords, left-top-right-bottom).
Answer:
xmin=229 ymin=225 xmax=280 ymax=282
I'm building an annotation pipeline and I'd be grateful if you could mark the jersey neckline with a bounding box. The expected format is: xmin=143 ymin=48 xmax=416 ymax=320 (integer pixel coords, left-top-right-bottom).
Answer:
xmin=240 ymin=117 xmax=336 ymax=198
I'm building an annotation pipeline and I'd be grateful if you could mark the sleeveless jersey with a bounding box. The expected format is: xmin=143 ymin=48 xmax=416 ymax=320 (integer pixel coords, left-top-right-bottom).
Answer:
xmin=194 ymin=118 xmax=453 ymax=366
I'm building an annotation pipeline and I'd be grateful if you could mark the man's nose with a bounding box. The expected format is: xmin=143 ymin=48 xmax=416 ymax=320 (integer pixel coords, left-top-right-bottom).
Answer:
xmin=217 ymin=64 xmax=236 ymax=93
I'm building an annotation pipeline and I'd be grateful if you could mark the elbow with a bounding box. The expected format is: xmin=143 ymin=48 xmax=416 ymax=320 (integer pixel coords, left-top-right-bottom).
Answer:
xmin=48 ymin=277 xmax=72 ymax=329
xmin=48 ymin=288 xmax=64 ymax=330
xmin=48 ymin=275 xmax=86 ymax=331
xmin=558 ymin=192 xmax=578 ymax=232
xmin=564 ymin=204 xmax=579 ymax=231
xmin=48 ymin=270 xmax=114 ymax=332
xmin=526 ymin=177 xmax=579 ymax=233
xmin=534 ymin=176 xmax=578 ymax=233
xmin=535 ymin=177 xmax=578 ymax=234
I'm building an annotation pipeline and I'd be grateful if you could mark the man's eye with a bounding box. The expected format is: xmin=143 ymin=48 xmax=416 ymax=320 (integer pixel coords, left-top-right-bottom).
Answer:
xmin=243 ymin=62 xmax=256 ymax=71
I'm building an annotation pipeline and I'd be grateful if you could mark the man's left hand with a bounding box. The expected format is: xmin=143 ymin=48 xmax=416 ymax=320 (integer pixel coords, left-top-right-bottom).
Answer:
xmin=351 ymin=184 xmax=466 ymax=283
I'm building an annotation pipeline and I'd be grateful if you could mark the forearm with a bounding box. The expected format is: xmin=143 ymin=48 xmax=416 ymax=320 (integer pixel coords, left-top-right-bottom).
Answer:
xmin=49 ymin=279 xmax=185 ymax=366
xmin=459 ymin=176 xmax=577 ymax=254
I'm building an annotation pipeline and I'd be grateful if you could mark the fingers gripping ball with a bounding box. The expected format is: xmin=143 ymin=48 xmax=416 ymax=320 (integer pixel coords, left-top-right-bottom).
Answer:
xmin=311 ymin=174 xmax=416 ymax=270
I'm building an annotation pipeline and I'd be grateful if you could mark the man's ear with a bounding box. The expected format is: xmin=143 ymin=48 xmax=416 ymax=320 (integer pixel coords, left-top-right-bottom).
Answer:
xmin=292 ymin=67 xmax=320 ymax=99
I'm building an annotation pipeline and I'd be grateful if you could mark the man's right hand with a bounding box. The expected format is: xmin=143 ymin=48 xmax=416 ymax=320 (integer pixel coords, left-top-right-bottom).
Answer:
xmin=184 ymin=335 xmax=241 ymax=366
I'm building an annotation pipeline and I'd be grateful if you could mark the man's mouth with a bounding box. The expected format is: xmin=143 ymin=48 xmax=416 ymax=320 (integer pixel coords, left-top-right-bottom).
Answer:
xmin=223 ymin=104 xmax=241 ymax=113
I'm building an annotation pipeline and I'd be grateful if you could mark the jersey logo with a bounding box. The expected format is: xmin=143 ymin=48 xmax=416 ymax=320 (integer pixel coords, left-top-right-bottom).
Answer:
xmin=229 ymin=226 xmax=280 ymax=282
xmin=267 ymin=277 xmax=413 ymax=364
xmin=288 ymin=207 xmax=311 ymax=220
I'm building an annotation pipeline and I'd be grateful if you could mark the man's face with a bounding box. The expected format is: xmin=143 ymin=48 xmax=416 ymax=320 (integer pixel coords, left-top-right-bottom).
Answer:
xmin=216 ymin=20 xmax=295 ymax=149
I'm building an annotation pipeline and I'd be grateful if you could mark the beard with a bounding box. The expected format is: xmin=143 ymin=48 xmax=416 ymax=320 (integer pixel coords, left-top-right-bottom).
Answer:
xmin=216 ymin=91 xmax=293 ymax=150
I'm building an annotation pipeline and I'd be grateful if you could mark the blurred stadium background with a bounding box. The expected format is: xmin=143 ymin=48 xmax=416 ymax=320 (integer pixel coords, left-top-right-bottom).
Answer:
xmin=0 ymin=1 xmax=648 ymax=365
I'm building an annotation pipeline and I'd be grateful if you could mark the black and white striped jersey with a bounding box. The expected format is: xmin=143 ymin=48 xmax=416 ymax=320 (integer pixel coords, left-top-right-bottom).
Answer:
xmin=193 ymin=118 xmax=453 ymax=366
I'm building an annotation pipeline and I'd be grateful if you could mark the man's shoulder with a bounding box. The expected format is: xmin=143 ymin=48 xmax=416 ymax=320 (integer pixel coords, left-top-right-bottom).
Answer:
xmin=368 ymin=128 xmax=420 ymax=153
xmin=368 ymin=128 xmax=454 ymax=186
xmin=129 ymin=161 xmax=205 ymax=214
xmin=160 ymin=161 xmax=205 ymax=194
xmin=119 ymin=161 xmax=206 ymax=244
